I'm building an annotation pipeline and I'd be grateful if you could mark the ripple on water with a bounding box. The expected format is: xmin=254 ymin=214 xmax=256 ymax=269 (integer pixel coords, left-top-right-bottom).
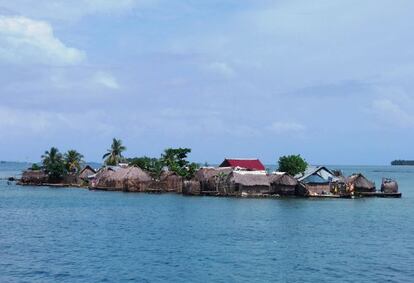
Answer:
xmin=1 ymin=164 xmax=414 ymax=282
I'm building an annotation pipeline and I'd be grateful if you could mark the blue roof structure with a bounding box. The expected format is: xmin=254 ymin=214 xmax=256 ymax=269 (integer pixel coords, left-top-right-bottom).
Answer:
xmin=301 ymin=173 xmax=328 ymax=184
xmin=295 ymin=166 xmax=337 ymax=183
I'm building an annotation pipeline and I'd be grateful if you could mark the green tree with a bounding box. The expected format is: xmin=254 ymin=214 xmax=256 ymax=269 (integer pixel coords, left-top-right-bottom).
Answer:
xmin=160 ymin=148 xmax=199 ymax=179
xmin=41 ymin=147 xmax=66 ymax=181
xmin=103 ymin=138 xmax=126 ymax=165
xmin=278 ymin=154 xmax=308 ymax=176
xmin=30 ymin=163 xmax=41 ymax=170
xmin=128 ymin=156 xmax=164 ymax=179
xmin=64 ymin=150 xmax=84 ymax=173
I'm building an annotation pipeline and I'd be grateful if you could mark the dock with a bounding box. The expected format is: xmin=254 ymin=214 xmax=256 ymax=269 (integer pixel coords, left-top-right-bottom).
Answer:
xmin=358 ymin=192 xmax=402 ymax=198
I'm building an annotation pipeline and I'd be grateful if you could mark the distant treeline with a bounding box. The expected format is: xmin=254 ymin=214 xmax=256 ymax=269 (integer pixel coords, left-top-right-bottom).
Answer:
xmin=391 ymin=160 xmax=414 ymax=166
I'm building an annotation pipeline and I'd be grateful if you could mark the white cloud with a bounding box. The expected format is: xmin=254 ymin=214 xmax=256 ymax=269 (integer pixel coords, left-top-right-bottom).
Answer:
xmin=0 ymin=0 xmax=157 ymax=21
xmin=0 ymin=16 xmax=85 ymax=65
xmin=93 ymin=71 xmax=120 ymax=89
xmin=371 ymin=98 xmax=414 ymax=128
xmin=0 ymin=106 xmax=114 ymax=136
xmin=268 ymin=121 xmax=306 ymax=134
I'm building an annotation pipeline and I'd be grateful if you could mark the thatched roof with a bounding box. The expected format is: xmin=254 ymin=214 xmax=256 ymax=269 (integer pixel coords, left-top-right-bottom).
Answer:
xmin=227 ymin=172 xmax=270 ymax=187
xmin=94 ymin=166 xmax=152 ymax=189
xmin=20 ymin=170 xmax=48 ymax=184
xmin=347 ymin=174 xmax=375 ymax=189
xmin=107 ymin=167 xmax=151 ymax=182
xmin=269 ymin=173 xmax=298 ymax=186
xmin=160 ymin=170 xmax=181 ymax=180
xmin=195 ymin=167 xmax=233 ymax=182
xmin=381 ymin=179 xmax=398 ymax=193
xmin=79 ymin=165 xmax=96 ymax=179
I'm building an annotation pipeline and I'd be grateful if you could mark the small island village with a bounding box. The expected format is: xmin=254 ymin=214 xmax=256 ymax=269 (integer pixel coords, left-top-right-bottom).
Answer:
xmin=15 ymin=139 xmax=401 ymax=199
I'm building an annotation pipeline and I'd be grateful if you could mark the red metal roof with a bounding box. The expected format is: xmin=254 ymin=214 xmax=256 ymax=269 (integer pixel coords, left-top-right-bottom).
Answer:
xmin=219 ymin=159 xmax=266 ymax=171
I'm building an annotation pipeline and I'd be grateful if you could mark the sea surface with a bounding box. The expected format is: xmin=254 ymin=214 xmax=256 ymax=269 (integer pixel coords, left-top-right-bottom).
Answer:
xmin=1 ymin=162 xmax=413 ymax=282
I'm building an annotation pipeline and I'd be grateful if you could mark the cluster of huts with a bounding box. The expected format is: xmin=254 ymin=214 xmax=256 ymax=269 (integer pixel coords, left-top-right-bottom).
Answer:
xmin=18 ymin=158 xmax=401 ymax=198
xmin=183 ymin=159 xmax=399 ymax=198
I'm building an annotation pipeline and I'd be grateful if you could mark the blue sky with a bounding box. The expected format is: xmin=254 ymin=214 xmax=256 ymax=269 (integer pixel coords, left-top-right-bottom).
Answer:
xmin=0 ymin=0 xmax=414 ymax=165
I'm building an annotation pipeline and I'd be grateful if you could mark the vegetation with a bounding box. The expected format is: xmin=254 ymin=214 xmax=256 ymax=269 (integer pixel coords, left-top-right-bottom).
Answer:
xmin=39 ymin=147 xmax=86 ymax=181
xmin=64 ymin=150 xmax=84 ymax=173
xmin=30 ymin=163 xmax=41 ymax=170
xmin=33 ymin=140 xmax=199 ymax=183
xmin=41 ymin=147 xmax=66 ymax=181
xmin=128 ymin=148 xmax=199 ymax=180
xmin=161 ymin=148 xmax=199 ymax=179
xmin=278 ymin=154 xmax=308 ymax=176
xmin=103 ymin=138 xmax=126 ymax=165
xmin=128 ymin=156 xmax=164 ymax=179
xmin=391 ymin=160 xmax=414 ymax=166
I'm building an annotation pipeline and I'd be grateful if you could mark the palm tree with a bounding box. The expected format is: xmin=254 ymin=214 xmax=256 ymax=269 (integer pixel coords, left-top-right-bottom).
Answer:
xmin=64 ymin=150 xmax=84 ymax=173
xmin=103 ymin=138 xmax=126 ymax=165
xmin=41 ymin=147 xmax=65 ymax=180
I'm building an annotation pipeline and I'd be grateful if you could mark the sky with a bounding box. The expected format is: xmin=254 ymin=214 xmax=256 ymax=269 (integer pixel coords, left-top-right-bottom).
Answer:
xmin=0 ymin=0 xmax=414 ymax=165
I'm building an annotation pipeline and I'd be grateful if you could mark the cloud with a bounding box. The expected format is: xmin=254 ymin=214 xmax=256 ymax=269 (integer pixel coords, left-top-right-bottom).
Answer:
xmin=370 ymin=98 xmax=414 ymax=128
xmin=268 ymin=121 xmax=306 ymax=134
xmin=93 ymin=71 xmax=120 ymax=89
xmin=0 ymin=16 xmax=85 ymax=65
xmin=0 ymin=106 xmax=114 ymax=136
xmin=0 ymin=0 xmax=156 ymax=21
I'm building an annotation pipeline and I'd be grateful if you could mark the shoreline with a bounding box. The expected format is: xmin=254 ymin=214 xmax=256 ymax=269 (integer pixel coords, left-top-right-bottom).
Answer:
xmin=13 ymin=182 xmax=402 ymax=199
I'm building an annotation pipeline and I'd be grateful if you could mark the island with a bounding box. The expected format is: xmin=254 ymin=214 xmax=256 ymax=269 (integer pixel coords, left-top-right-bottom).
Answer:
xmin=391 ymin=160 xmax=414 ymax=166
xmin=13 ymin=139 xmax=402 ymax=199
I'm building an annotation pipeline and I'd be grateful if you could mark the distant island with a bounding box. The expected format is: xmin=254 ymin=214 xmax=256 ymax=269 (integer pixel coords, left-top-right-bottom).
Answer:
xmin=391 ymin=160 xmax=414 ymax=166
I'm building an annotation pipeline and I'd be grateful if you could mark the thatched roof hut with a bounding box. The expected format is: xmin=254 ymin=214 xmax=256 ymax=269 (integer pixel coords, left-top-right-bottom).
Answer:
xmin=78 ymin=165 xmax=96 ymax=181
xmin=381 ymin=178 xmax=398 ymax=193
xmin=93 ymin=166 xmax=152 ymax=192
xmin=347 ymin=173 xmax=376 ymax=193
xmin=183 ymin=180 xmax=201 ymax=195
xmin=269 ymin=173 xmax=298 ymax=196
xmin=226 ymin=172 xmax=270 ymax=196
xmin=159 ymin=171 xmax=183 ymax=193
xmin=19 ymin=170 xmax=48 ymax=185
xmin=195 ymin=167 xmax=233 ymax=182
xmin=195 ymin=167 xmax=233 ymax=193
xmin=20 ymin=170 xmax=49 ymax=185
xmin=269 ymin=173 xmax=298 ymax=186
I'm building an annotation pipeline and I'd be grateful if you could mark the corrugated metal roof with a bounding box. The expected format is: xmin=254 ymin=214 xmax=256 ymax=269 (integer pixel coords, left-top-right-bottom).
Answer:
xmin=296 ymin=166 xmax=336 ymax=183
xmin=220 ymin=158 xmax=266 ymax=171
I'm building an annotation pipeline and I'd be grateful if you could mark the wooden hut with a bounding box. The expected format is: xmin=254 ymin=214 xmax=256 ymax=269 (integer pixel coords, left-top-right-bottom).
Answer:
xmin=296 ymin=166 xmax=336 ymax=195
xmin=225 ymin=172 xmax=270 ymax=196
xmin=347 ymin=173 xmax=376 ymax=193
xmin=195 ymin=167 xmax=233 ymax=194
xmin=93 ymin=167 xmax=152 ymax=192
xmin=79 ymin=165 xmax=96 ymax=181
xmin=269 ymin=173 xmax=298 ymax=196
xmin=381 ymin=178 xmax=398 ymax=193
xmin=182 ymin=180 xmax=201 ymax=195
xmin=159 ymin=171 xmax=183 ymax=193
xmin=19 ymin=170 xmax=48 ymax=185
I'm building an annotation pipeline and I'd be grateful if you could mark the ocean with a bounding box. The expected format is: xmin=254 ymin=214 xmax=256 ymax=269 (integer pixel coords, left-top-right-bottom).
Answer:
xmin=1 ymin=162 xmax=413 ymax=282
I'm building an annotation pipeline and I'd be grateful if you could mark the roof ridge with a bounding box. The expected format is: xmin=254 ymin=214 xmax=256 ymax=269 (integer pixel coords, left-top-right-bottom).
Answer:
xmin=225 ymin=158 xmax=259 ymax=160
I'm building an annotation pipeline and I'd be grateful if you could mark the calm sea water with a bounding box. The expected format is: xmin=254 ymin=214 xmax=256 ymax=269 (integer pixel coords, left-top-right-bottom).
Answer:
xmin=1 ymin=162 xmax=413 ymax=282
